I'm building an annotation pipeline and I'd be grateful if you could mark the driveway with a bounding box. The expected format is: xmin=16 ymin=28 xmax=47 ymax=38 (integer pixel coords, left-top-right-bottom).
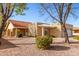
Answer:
xmin=0 ymin=37 xmax=79 ymax=56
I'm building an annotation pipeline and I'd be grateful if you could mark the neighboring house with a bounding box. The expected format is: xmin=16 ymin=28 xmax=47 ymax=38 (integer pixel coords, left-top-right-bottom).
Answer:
xmin=3 ymin=20 xmax=73 ymax=38
xmin=73 ymin=27 xmax=79 ymax=36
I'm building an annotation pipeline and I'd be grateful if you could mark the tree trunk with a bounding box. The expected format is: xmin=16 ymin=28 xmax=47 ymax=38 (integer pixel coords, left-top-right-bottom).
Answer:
xmin=0 ymin=18 xmax=7 ymax=45
xmin=0 ymin=29 xmax=3 ymax=45
xmin=61 ymin=23 xmax=70 ymax=43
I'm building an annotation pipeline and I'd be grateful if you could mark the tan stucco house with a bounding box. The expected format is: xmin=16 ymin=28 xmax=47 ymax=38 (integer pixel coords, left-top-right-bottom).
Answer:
xmin=3 ymin=20 xmax=73 ymax=38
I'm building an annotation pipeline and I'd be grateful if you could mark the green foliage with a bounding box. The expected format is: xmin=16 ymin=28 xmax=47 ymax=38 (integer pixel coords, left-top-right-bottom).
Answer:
xmin=0 ymin=16 xmax=2 ymax=27
xmin=0 ymin=3 xmax=27 ymax=17
xmin=0 ymin=3 xmax=27 ymax=27
xmin=15 ymin=3 xmax=26 ymax=15
xmin=35 ymin=36 xmax=53 ymax=49
xmin=73 ymin=36 xmax=79 ymax=40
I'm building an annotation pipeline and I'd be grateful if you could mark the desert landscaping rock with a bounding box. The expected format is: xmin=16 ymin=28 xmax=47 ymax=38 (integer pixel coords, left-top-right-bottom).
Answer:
xmin=0 ymin=37 xmax=79 ymax=56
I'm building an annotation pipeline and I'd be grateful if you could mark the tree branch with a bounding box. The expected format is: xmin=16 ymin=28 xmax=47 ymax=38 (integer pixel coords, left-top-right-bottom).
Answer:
xmin=1 ymin=4 xmax=4 ymax=16
xmin=40 ymin=3 xmax=61 ymax=23
xmin=7 ymin=4 xmax=15 ymax=20
xmin=63 ymin=3 xmax=72 ymax=23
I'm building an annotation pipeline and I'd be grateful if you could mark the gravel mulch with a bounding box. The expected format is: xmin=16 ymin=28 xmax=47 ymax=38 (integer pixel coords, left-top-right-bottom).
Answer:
xmin=0 ymin=37 xmax=79 ymax=56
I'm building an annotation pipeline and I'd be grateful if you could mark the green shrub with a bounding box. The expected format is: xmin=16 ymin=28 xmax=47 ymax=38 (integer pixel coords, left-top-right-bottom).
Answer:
xmin=73 ymin=36 xmax=79 ymax=40
xmin=35 ymin=35 xmax=53 ymax=49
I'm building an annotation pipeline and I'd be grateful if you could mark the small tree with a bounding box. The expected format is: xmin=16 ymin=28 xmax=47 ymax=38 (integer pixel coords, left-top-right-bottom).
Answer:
xmin=0 ymin=3 xmax=26 ymax=45
xmin=40 ymin=3 xmax=73 ymax=43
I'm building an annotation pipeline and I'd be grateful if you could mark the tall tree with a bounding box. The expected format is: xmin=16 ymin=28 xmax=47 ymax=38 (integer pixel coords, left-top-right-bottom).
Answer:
xmin=0 ymin=3 xmax=26 ymax=45
xmin=40 ymin=3 xmax=73 ymax=43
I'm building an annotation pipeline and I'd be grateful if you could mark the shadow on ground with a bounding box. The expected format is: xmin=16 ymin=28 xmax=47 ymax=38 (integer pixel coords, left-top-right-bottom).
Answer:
xmin=15 ymin=43 xmax=35 ymax=45
xmin=48 ymin=45 xmax=70 ymax=51
xmin=0 ymin=38 xmax=17 ymax=50
xmin=53 ymin=41 xmax=79 ymax=44
xmin=70 ymin=42 xmax=79 ymax=44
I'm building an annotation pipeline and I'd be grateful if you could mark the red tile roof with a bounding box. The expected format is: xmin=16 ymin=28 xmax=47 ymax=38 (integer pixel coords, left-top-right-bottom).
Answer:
xmin=9 ymin=20 xmax=32 ymax=28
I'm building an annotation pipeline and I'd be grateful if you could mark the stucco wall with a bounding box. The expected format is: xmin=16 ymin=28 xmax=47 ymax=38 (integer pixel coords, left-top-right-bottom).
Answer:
xmin=8 ymin=22 xmax=14 ymax=32
xmin=3 ymin=22 xmax=14 ymax=37
xmin=52 ymin=23 xmax=73 ymax=37
xmin=37 ymin=26 xmax=61 ymax=37
xmin=37 ymin=27 xmax=42 ymax=36
xmin=50 ymin=27 xmax=61 ymax=37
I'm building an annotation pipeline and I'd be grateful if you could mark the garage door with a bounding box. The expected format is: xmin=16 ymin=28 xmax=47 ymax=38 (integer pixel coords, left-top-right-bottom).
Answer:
xmin=67 ymin=29 xmax=72 ymax=37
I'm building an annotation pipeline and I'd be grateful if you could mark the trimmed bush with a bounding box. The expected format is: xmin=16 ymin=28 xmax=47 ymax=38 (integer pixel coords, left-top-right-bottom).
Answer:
xmin=35 ymin=35 xmax=53 ymax=49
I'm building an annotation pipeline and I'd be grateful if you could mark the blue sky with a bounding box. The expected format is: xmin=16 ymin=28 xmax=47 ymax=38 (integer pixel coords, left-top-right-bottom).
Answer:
xmin=10 ymin=4 xmax=51 ymax=23
xmin=10 ymin=3 xmax=79 ymax=27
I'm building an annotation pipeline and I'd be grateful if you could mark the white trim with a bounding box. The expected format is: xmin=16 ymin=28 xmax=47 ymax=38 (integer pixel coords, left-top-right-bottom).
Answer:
xmin=38 ymin=24 xmax=54 ymax=28
xmin=42 ymin=27 xmax=44 ymax=36
xmin=73 ymin=33 xmax=79 ymax=35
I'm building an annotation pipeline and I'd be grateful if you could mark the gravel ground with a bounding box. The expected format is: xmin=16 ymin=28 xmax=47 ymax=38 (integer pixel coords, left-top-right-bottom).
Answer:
xmin=0 ymin=37 xmax=79 ymax=56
